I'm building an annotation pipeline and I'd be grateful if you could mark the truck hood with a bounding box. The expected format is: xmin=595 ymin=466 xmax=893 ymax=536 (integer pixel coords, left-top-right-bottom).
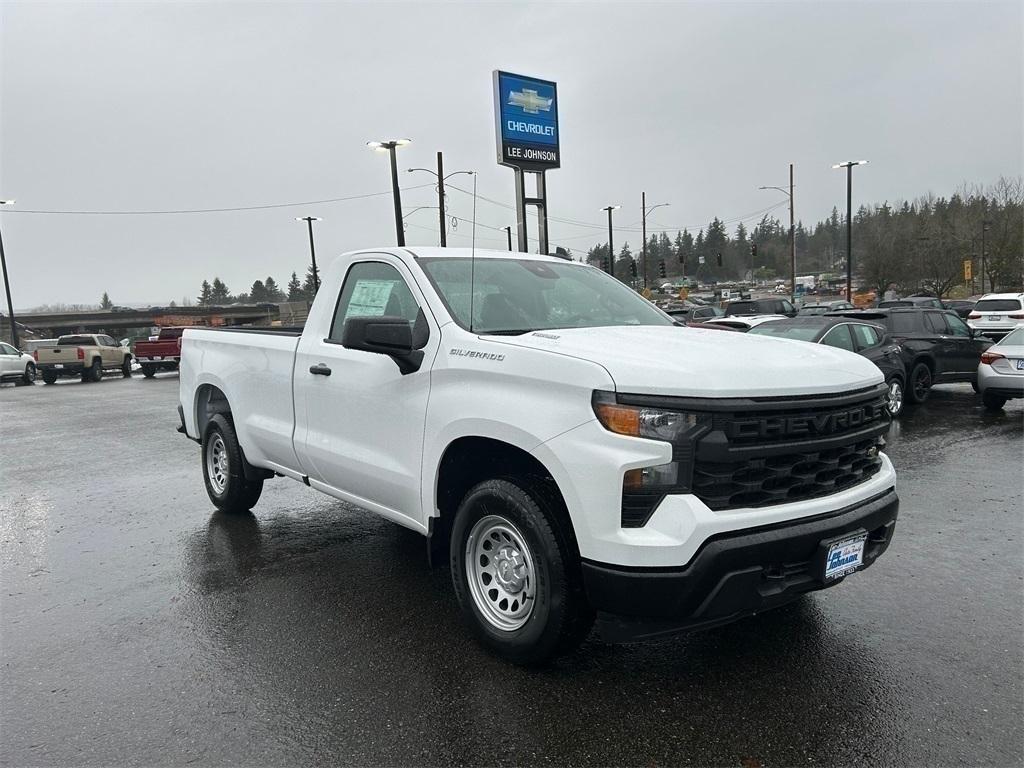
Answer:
xmin=484 ymin=325 xmax=882 ymax=398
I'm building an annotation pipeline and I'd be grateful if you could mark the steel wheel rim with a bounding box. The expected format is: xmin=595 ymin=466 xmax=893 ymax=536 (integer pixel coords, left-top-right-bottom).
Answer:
xmin=888 ymin=380 xmax=903 ymax=415
xmin=206 ymin=434 xmax=229 ymax=495
xmin=465 ymin=514 xmax=537 ymax=632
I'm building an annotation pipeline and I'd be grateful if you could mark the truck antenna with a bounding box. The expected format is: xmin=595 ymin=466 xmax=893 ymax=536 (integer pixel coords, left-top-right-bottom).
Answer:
xmin=469 ymin=171 xmax=478 ymax=334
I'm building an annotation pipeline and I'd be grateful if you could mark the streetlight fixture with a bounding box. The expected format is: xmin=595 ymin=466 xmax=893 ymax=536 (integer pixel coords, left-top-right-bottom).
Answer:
xmin=0 ymin=199 xmax=18 ymax=348
xmin=600 ymin=205 xmax=621 ymax=277
xmin=407 ymin=151 xmax=473 ymax=247
xmin=367 ymin=138 xmax=411 ymax=247
xmin=758 ymin=162 xmax=796 ymax=299
xmin=640 ymin=193 xmax=670 ymax=289
xmin=295 ymin=216 xmax=322 ymax=293
xmin=832 ymin=160 xmax=868 ymax=302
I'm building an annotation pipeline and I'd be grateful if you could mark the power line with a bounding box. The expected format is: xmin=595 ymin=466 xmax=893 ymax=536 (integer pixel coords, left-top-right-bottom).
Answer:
xmin=0 ymin=184 xmax=437 ymax=215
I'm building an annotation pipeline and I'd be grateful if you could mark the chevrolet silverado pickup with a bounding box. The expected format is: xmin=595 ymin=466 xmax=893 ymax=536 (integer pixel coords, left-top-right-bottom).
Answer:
xmin=36 ymin=334 xmax=133 ymax=384
xmin=133 ymin=327 xmax=185 ymax=377
xmin=178 ymin=247 xmax=898 ymax=664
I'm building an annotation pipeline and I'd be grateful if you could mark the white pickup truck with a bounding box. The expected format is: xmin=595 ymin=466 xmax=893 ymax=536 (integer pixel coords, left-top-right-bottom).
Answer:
xmin=178 ymin=247 xmax=898 ymax=663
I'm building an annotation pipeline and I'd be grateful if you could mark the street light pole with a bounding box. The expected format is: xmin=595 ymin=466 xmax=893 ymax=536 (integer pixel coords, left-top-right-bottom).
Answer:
xmin=640 ymin=194 xmax=670 ymax=289
xmin=503 ymin=226 xmax=513 ymax=251
xmin=367 ymin=139 xmax=411 ymax=247
xmin=832 ymin=160 xmax=868 ymax=302
xmin=407 ymin=155 xmax=474 ymax=248
xmin=0 ymin=199 xmax=18 ymax=348
xmin=758 ymin=169 xmax=796 ymax=299
xmin=296 ymin=216 xmax=322 ymax=292
xmin=601 ymin=205 xmax=620 ymax=277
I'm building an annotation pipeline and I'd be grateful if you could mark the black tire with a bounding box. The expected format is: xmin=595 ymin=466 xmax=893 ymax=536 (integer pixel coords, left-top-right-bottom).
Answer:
xmin=85 ymin=358 xmax=103 ymax=382
xmin=982 ymin=392 xmax=1007 ymax=411
xmin=202 ymin=413 xmax=264 ymax=514
xmin=885 ymin=376 xmax=905 ymax=417
xmin=18 ymin=362 xmax=36 ymax=386
xmin=907 ymin=362 xmax=932 ymax=404
xmin=141 ymin=364 xmax=156 ymax=378
xmin=42 ymin=371 xmax=57 ymax=385
xmin=450 ymin=478 xmax=593 ymax=665
xmin=122 ymin=356 xmax=133 ymax=378
xmin=970 ymin=377 xmax=979 ymax=394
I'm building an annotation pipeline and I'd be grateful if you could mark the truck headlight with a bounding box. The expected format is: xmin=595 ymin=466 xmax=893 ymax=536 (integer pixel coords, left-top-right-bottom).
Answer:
xmin=592 ymin=391 xmax=699 ymax=442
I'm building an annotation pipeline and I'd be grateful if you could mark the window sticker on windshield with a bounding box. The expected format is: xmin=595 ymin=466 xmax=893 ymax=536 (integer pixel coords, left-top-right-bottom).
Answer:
xmin=346 ymin=280 xmax=396 ymax=319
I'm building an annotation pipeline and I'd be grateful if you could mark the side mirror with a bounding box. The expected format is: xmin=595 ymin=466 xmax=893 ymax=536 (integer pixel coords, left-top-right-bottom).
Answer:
xmin=341 ymin=309 xmax=428 ymax=375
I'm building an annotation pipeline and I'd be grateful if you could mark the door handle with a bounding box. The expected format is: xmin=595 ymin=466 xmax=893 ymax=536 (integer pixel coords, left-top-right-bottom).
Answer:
xmin=309 ymin=363 xmax=332 ymax=376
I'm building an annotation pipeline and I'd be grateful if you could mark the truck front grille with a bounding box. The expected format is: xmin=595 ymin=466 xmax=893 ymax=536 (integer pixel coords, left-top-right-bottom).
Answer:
xmin=692 ymin=437 xmax=883 ymax=510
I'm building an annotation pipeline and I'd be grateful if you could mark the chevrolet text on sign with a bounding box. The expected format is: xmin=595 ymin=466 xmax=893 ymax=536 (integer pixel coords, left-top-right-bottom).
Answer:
xmin=493 ymin=70 xmax=560 ymax=170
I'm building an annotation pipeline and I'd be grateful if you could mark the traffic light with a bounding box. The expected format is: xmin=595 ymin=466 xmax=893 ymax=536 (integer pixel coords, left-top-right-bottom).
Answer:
xmin=751 ymin=244 xmax=758 ymax=259
xmin=630 ymin=259 xmax=637 ymax=278
xmin=716 ymin=252 xmax=723 ymax=267
xmin=658 ymin=260 xmax=667 ymax=278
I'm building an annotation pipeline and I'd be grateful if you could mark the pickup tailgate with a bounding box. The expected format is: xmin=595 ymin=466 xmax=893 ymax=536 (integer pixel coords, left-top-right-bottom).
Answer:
xmin=179 ymin=328 xmax=303 ymax=474
xmin=134 ymin=338 xmax=182 ymax=359
xmin=36 ymin=346 xmax=85 ymax=365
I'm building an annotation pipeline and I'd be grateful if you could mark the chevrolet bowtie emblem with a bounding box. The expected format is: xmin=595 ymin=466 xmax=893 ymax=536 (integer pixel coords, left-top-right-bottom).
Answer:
xmin=508 ymin=88 xmax=552 ymax=114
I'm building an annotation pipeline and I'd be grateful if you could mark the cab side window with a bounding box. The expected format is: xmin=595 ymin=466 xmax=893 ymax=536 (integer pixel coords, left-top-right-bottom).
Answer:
xmin=945 ymin=313 xmax=971 ymax=337
xmin=329 ymin=262 xmax=420 ymax=342
xmin=924 ymin=312 xmax=948 ymax=334
xmin=821 ymin=325 xmax=856 ymax=351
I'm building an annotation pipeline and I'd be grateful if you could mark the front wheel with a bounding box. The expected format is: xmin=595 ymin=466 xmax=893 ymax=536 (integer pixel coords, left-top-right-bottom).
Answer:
xmin=885 ymin=376 xmax=905 ymax=417
xmin=19 ymin=362 xmax=36 ymax=386
xmin=982 ymin=392 xmax=1007 ymax=411
xmin=907 ymin=362 xmax=932 ymax=404
xmin=141 ymin=364 xmax=156 ymax=378
xmin=122 ymin=357 xmax=133 ymax=378
xmin=202 ymin=414 xmax=264 ymax=514
xmin=450 ymin=478 xmax=593 ymax=665
xmin=84 ymin=358 xmax=103 ymax=383
xmin=42 ymin=371 xmax=58 ymax=385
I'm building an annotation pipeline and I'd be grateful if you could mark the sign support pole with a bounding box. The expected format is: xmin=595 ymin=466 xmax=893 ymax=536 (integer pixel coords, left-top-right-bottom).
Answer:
xmin=514 ymin=168 xmax=528 ymax=253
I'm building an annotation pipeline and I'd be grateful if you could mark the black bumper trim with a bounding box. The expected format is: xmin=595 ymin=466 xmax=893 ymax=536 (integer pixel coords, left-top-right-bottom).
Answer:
xmin=583 ymin=487 xmax=898 ymax=641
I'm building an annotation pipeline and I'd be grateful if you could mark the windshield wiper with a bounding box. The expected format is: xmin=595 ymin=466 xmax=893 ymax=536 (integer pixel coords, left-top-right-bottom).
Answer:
xmin=478 ymin=329 xmax=535 ymax=336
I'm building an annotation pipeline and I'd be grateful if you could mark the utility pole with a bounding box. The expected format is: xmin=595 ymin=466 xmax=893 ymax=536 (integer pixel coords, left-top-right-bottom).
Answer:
xmin=503 ymin=226 xmax=513 ymax=251
xmin=407 ymin=155 xmax=473 ymax=248
xmin=641 ymin=191 xmax=647 ymax=288
xmin=296 ymin=216 xmax=322 ymax=292
xmin=601 ymin=205 xmax=620 ymax=277
xmin=0 ymin=200 xmax=18 ymax=348
xmin=789 ymin=163 xmax=795 ymax=301
xmin=833 ymin=160 xmax=868 ymax=302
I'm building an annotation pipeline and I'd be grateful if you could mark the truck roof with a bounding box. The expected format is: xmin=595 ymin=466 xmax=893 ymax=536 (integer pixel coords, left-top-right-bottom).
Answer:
xmin=363 ymin=247 xmax=574 ymax=264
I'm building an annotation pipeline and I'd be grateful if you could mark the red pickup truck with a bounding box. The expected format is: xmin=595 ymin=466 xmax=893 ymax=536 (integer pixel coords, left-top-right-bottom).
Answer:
xmin=132 ymin=327 xmax=184 ymax=378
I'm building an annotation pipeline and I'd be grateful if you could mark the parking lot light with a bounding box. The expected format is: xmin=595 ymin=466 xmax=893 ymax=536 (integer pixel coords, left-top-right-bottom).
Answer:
xmin=0 ymin=199 xmax=18 ymax=348
xmin=368 ymin=139 xmax=412 ymax=246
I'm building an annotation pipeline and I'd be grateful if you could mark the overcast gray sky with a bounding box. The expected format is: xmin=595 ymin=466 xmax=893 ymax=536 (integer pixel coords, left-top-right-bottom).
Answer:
xmin=1 ymin=1 xmax=1021 ymax=309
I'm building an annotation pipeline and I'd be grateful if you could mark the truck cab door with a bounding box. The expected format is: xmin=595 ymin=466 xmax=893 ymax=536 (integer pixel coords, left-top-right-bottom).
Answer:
xmin=293 ymin=256 xmax=438 ymax=528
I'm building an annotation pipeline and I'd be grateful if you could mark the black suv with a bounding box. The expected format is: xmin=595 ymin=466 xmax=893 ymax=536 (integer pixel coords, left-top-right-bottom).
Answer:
xmin=829 ymin=308 xmax=992 ymax=403
xmin=724 ymin=297 xmax=798 ymax=317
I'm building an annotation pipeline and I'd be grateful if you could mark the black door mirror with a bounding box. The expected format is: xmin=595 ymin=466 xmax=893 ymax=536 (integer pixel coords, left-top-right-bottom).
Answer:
xmin=341 ymin=310 xmax=428 ymax=375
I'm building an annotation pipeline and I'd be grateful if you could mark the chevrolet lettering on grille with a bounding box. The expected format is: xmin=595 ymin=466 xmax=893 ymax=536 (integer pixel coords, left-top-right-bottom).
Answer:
xmin=728 ymin=402 xmax=886 ymax=440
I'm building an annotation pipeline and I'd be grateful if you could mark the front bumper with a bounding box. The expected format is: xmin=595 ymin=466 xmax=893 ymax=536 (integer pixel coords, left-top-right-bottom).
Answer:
xmin=583 ymin=486 xmax=898 ymax=641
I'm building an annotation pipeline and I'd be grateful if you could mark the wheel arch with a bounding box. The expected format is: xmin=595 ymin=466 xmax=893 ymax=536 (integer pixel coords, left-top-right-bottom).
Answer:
xmin=194 ymin=383 xmax=233 ymax=439
xmin=430 ymin=435 xmax=580 ymax=568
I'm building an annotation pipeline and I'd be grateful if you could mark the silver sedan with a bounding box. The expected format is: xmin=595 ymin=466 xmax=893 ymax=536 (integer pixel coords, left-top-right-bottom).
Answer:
xmin=977 ymin=326 xmax=1024 ymax=411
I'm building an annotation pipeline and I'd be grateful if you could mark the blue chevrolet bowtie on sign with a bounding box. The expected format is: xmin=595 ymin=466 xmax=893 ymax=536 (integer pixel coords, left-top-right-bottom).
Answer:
xmin=493 ymin=70 xmax=560 ymax=170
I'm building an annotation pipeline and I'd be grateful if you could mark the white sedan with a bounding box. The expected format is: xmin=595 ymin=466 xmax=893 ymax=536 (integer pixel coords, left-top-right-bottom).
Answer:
xmin=0 ymin=342 xmax=36 ymax=386
xmin=977 ymin=327 xmax=1024 ymax=411
xmin=701 ymin=314 xmax=789 ymax=332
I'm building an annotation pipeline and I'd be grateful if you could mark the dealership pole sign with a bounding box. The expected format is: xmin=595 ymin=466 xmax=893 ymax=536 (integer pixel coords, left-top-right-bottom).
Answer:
xmin=494 ymin=71 xmax=560 ymax=170
xmin=493 ymin=70 xmax=559 ymax=254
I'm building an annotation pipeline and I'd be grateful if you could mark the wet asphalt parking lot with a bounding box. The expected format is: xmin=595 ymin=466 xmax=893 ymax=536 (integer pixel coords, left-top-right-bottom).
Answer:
xmin=1 ymin=374 xmax=1021 ymax=767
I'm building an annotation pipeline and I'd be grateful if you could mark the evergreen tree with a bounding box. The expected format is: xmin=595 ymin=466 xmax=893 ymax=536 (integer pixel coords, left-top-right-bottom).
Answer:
xmin=287 ymin=271 xmax=303 ymax=301
xmin=198 ymin=280 xmax=213 ymax=306
xmin=249 ymin=280 xmax=267 ymax=303
xmin=263 ymin=276 xmax=284 ymax=302
xmin=302 ymin=265 xmax=320 ymax=297
xmin=614 ymin=242 xmax=634 ymax=283
xmin=100 ymin=292 xmax=112 ymax=309
xmin=210 ymin=278 xmax=230 ymax=304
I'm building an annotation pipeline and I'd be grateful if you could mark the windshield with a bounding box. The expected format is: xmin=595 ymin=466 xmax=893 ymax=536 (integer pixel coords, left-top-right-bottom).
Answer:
xmin=418 ymin=257 xmax=673 ymax=334
xmin=749 ymin=323 xmax=821 ymax=341
xmin=58 ymin=336 xmax=95 ymax=346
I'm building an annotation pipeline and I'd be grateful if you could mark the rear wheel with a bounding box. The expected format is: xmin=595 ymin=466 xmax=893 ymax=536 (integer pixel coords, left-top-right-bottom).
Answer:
xmin=121 ymin=357 xmax=133 ymax=378
xmin=907 ymin=362 xmax=932 ymax=404
xmin=885 ymin=376 xmax=904 ymax=417
xmin=450 ymin=478 xmax=593 ymax=665
xmin=202 ymin=413 xmax=264 ymax=513
xmin=982 ymin=392 xmax=1007 ymax=411
xmin=84 ymin=358 xmax=103 ymax=382
xmin=18 ymin=362 xmax=36 ymax=386
xmin=141 ymin=364 xmax=156 ymax=378
xmin=42 ymin=370 xmax=57 ymax=385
